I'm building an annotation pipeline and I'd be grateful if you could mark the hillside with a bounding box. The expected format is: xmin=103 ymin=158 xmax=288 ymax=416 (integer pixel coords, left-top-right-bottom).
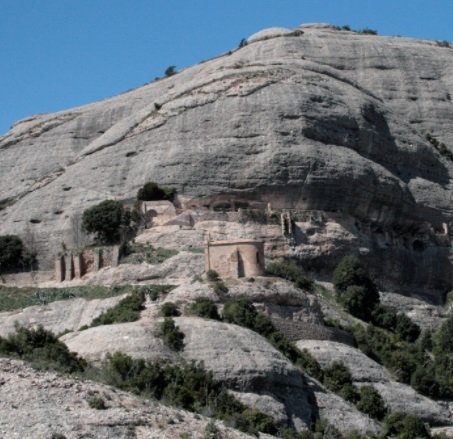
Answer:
xmin=1 ymin=23 xmax=453 ymax=298
xmin=1 ymin=23 xmax=453 ymax=438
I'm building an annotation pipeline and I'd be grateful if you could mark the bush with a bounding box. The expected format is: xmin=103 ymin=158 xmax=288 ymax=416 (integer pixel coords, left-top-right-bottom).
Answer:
xmin=206 ymin=269 xmax=219 ymax=282
xmin=333 ymin=256 xmax=379 ymax=320
xmin=90 ymin=290 xmax=145 ymax=326
xmin=100 ymin=352 xmax=279 ymax=435
xmin=0 ymin=325 xmax=86 ymax=373
xmin=165 ymin=66 xmax=177 ymax=77
xmin=81 ymin=200 xmax=130 ymax=244
xmin=371 ymin=305 xmax=420 ymax=342
xmin=188 ymin=298 xmax=220 ymax=320
xmin=356 ymin=385 xmax=387 ymax=419
xmin=212 ymin=280 xmax=229 ymax=296
xmin=266 ymin=259 xmax=313 ymax=290
xmin=0 ymin=235 xmax=24 ymax=273
xmin=223 ymin=298 xmax=260 ymax=330
xmin=322 ymin=361 xmax=358 ymax=403
xmin=137 ymin=182 xmax=175 ymax=201
xmin=383 ymin=413 xmax=430 ymax=439
xmin=159 ymin=317 xmax=185 ymax=351
xmin=395 ymin=314 xmax=421 ymax=342
xmin=160 ymin=302 xmax=180 ymax=317
xmin=88 ymin=396 xmax=106 ymax=410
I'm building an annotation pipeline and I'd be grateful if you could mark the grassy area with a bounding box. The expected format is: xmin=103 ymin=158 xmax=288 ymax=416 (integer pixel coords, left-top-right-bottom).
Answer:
xmin=0 ymin=284 xmax=174 ymax=312
xmin=120 ymin=242 xmax=178 ymax=264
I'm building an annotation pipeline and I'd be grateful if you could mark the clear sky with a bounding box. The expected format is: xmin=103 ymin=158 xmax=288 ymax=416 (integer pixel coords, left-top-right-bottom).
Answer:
xmin=1 ymin=0 xmax=452 ymax=135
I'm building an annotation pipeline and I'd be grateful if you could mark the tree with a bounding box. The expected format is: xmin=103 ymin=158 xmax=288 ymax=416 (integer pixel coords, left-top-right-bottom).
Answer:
xmin=333 ymin=255 xmax=379 ymax=320
xmin=356 ymin=385 xmax=387 ymax=420
xmin=81 ymin=200 xmax=129 ymax=244
xmin=0 ymin=235 xmax=24 ymax=273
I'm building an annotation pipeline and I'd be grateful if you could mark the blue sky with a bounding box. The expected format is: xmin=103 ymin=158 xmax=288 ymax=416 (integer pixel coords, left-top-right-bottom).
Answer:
xmin=1 ymin=0 xmax=452 ymax=135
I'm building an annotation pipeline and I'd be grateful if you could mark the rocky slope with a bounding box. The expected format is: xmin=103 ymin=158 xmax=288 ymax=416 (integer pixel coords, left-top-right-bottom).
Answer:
xmin=0 ymin=358 xmax=256 ymax=439
xmin=1 ymin=24 xmax=453 ymax=298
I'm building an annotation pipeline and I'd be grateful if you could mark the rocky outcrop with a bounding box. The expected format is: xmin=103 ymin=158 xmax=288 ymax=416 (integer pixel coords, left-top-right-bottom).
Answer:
xmin=62 ymin=316 xmax=314 ymax=430
xmin=296 ymin=340 xmax=452 ymax=425
xmin=0 ymin=358 xmax=255 ymax=439
xmin=1 ymin=24 xmax=452 ymax=298
xmin=0 ymin=295 xmax=125 ymax=337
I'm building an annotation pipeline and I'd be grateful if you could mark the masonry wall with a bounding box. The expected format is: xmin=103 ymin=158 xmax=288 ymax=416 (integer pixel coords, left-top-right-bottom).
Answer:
xmin=205 ymin=240 xmax=264 ymax=278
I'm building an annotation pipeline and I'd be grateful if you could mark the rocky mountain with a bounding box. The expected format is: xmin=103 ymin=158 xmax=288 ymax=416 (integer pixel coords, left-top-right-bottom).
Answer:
xmin=1 ymin=23 xmax=453 ymax=298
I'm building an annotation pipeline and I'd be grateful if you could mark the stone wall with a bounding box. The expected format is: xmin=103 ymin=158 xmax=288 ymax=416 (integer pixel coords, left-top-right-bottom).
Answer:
xmin=54 ymin=246 xmax=119 ymax=282
xmin=205 ymin=239 xmax=265 ymax=278
xmin=271 ymin=317 xmax=355 ymax=347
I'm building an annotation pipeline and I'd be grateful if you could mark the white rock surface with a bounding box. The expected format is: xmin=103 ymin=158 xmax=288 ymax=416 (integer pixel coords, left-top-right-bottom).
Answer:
xmin=1 ymin=25 xmax=453 ymax=297
xmin=0 ymin=295 xmax=125 ymax=337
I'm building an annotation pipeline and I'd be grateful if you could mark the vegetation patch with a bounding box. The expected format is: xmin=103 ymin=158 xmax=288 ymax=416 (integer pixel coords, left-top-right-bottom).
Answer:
xmin=120 ymin=242 xmax=177 ymax=265
xmin=87 ymin=395 xmax=107 ymax=410
xmin=0 ymin=234 xmax=36 ymax=274
xmin=0 ymin=284 xmax=141 ymax=312
xmin=188 ymin=297 xmax=220 ymax=320
xmin=160 ymin=302 xmax=180 ymax=317
xmin=0 ymin=325 xmax=86 ymax=373
xmin=159 ymin=317 xmax=185 ymax=351
xmin=137 ymin=181 xmax=175 ymax=201
xmin=90 ymin=290 xmax=146 ymax=326
xmin=426 ymin=133 xmax=453 ymax=161
xmin=96 ymin=352 xmax=279 ymax=436
xmin=81 ymin=200 xmax=139 ymax=245
xmin=266 ymin=259 xmax=313 ymax=291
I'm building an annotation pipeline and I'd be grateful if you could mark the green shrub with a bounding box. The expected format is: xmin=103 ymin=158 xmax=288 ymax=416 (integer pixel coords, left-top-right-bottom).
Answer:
xmin=90 ymin=290 xmax=145 ymax=326
xmin=100 ymin=352 xmax=279 ymax=435
xmin=206 ymin=269 xmax=219 ymax=281
xmin=82 ymin=200 xmax=130 ymax=244
xmin=0 ymin=325 xmax=86 ymax=373
xmin=165 ymin=66 xmax=177 ymax=77
xmin=120 ymin=242 xmax=177 ymax=264
xmin=322 ymin=361 xmax=358 ymax=403
xmin=360 ymin=28 xmax=378 ymax=35
xmin=371 ymin=305 xmax=420 ymax=342
xmin=295 ymin=349 xmax=324 ymax=381
xmin=266 ymin=259 xmax=313 ymax=290
xmin=188 ymin=298 xmax=220 ymax=320
xmin=137 ymin=181 xmax=175 ymax=201
xmin=159 ymin=318 xmax=185 ymax=351
xmin=212 ymin=280 xmax=228 ymax=296
xmin=88 ymin=395 xmax=106 ymax=410
xmin=160 ymin=302 xmax=180 ymax=317
xmin=383 ymin=413 xmax=430 ymax=439
xmin=356 ymin=385 xmax=387 ymax=419
xmin=394 ymin=314 xmax=421 ymax=342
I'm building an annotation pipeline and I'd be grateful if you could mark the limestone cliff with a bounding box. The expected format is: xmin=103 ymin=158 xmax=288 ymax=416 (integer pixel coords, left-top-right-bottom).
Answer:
xmin=1 ymin=24 xmax=453 ymax=298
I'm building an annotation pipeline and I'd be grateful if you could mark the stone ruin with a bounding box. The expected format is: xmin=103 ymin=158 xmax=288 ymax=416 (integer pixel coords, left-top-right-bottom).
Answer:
xmin=204 ymin=239 xmax=265 ymax=278
xmin=54 ymin=246 xmax=119 ymax=282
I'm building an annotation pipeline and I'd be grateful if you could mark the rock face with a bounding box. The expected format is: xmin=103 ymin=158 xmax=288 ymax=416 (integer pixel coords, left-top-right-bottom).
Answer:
xmin=1 ymin=24 xmax=453 ymax=297
xmin=0 ymin=358 xmax=254 ymax=439
xmin=296 ymin=340 xmax=452 ymax=426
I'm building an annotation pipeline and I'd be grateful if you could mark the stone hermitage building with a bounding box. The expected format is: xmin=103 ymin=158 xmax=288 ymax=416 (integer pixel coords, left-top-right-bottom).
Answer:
xmin=204 ymin=239 xmax=265 ymax=278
